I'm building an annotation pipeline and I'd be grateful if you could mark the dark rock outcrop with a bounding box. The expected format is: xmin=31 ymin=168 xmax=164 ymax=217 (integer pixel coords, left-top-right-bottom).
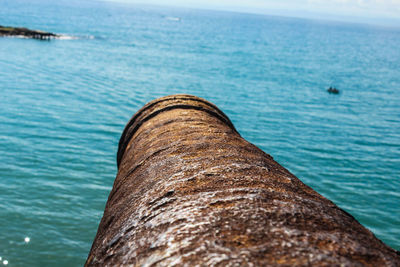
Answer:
xmin=0 ymin=25 xmax=59 ymax=40
xmin=86 ymin=94 xmax=399 ymax=266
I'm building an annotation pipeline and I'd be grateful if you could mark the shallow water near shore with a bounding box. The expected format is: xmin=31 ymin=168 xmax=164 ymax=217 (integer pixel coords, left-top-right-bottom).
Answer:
xmin=1 ymin=0 xmax=400 ymax=265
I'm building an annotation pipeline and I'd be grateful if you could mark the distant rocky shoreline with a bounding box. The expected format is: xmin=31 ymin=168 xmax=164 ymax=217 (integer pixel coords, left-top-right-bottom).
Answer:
xmin=0 ymin=25 xmax=59 ymax=40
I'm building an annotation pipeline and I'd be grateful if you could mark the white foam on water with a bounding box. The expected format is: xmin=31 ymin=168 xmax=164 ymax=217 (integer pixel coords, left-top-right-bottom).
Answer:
xmin=57 ymin=35 xmax=79 ymax=40
xmin=58 ymin=34 xmax=96 ymax=40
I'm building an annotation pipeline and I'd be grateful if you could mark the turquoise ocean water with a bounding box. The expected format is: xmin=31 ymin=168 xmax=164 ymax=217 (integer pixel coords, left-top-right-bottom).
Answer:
xmin=1 ymin=0 xmax=399 ymax=265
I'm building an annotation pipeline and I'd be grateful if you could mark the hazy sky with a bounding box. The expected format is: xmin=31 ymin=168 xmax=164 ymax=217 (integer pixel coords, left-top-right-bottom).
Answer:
xmin=111 ymin=0 xmax=400 ymax=23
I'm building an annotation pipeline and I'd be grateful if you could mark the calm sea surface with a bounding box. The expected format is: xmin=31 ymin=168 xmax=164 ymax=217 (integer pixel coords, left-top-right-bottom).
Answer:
xmin=1 ymin=0 xmax=399 ymax=265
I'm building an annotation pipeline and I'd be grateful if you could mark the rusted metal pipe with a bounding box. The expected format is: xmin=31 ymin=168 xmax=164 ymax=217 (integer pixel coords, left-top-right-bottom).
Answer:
xmin=86 ymin=94 xmax=399 ymax=266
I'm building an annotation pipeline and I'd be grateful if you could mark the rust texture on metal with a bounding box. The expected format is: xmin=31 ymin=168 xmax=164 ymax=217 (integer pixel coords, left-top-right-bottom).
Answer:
xmin=86 ymin=94 xmax=400 ymax=266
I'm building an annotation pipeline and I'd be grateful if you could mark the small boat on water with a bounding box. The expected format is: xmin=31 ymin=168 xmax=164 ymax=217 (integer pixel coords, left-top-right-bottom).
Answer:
xmin=165 ymin=16 xmax=181 ymax=21
xmin=327 ymin=87 xmax=339 ymax=94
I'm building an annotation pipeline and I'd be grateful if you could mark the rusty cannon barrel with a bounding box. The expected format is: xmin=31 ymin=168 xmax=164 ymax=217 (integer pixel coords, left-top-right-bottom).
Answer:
xmin=86 ymin=94 xmax=399 ymax=266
